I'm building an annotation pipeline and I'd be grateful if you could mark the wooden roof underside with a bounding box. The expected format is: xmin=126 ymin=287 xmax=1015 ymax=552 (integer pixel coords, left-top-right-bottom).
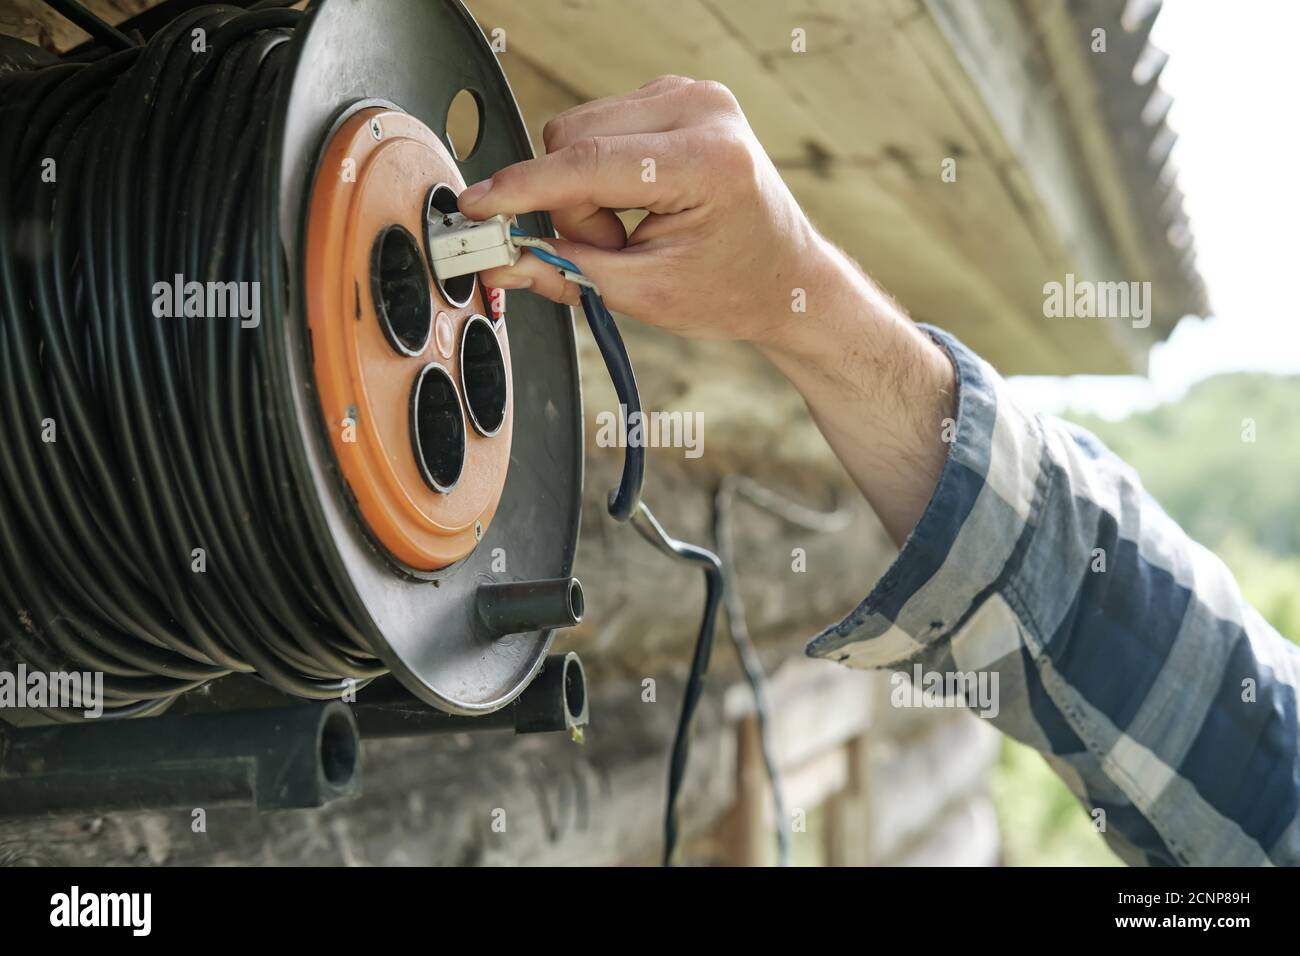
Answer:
xmin=466 ymin=0 xmax=1205 ymax=375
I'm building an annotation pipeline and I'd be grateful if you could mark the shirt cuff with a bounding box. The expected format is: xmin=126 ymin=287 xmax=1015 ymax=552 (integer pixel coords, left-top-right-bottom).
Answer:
xmin=805 ymin=324 xmax=1045 ymax=668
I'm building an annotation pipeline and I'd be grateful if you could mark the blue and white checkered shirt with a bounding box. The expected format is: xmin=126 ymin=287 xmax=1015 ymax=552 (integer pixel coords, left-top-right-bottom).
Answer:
xmin=807 ymin=327 xmax=1300 ymax=866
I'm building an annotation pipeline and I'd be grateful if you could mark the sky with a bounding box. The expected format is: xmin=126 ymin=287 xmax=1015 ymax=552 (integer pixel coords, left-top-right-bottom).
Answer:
xmin=1006 ymin=0 xmax=1300 ymax=420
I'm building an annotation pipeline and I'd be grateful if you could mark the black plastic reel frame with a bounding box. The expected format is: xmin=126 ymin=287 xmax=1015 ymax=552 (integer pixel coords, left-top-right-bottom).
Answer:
xmin=268 ymin=0 xmax=584 ymax=716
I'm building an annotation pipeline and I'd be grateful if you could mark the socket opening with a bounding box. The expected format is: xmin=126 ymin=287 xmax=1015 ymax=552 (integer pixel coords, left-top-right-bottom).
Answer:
xmin=410 ymin=362 xmax=466 ymax=493
xmin=460 ymin=314 xmax=508 ymax=436
xmin=371 ymin=224 xmax=432 ymax=356
xmin=424 ymin=183 xmax=477 ymax=308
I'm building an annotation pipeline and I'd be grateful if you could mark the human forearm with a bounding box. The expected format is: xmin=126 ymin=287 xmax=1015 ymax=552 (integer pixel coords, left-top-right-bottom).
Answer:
xmin=806 ymin=325 xmax=1300 ymax=865
xmin=755 ymin=237 xmax=956 ymax=545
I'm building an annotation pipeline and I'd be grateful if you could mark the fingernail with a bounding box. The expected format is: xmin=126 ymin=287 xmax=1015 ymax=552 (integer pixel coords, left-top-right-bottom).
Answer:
xmin=494 ymin=276 xmax=533 ymax=290
xmin=459 ymin=179 xmax=492 ymax=206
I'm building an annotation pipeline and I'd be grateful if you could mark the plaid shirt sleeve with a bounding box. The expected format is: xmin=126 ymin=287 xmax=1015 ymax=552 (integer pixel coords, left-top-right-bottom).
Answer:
xmin=806 ymin=325 xmax=1300 ymax=866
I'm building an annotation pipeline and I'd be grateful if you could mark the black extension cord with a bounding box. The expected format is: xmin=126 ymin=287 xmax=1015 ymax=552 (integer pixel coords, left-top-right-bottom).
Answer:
xmin=0 ymin=6 xmax=386 ymax=722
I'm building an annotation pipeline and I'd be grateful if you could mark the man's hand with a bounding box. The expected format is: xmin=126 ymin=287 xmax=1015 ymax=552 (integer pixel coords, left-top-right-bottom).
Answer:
xmin=459 ymin=75 xmax=818 ymax=345
xmin=460 ymin=76 xmax=956 ymax=545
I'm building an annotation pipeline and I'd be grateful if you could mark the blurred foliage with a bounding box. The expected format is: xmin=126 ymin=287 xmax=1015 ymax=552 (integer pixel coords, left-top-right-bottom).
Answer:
xmin=993 ymin=371 xmax=1300 ymax=865
xmin=991 ymin=738 xmax=1121 ymax=866
xmin=1074 ymin=371 xmax=1300 ymax=642
xmin=1081 ymin=373 xmax=1300 ymax=553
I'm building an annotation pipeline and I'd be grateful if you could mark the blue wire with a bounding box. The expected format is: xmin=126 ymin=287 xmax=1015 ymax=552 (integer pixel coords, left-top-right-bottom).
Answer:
xmin=510 ymin=226 xmax=584 ymax=274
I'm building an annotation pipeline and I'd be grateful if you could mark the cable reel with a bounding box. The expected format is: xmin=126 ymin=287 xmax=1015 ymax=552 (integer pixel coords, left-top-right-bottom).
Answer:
xmin=1 ymin=0 xmax=790 ymax=866
xmin=0 ymin=0 xmax=584 ymax=721
xmin=280 ymin=1 xmax=585 ymax=715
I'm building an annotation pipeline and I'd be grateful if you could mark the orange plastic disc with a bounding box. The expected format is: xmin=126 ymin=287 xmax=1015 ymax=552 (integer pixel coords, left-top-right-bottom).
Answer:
xmin=305 ymin=107 xmax=512 ymax=571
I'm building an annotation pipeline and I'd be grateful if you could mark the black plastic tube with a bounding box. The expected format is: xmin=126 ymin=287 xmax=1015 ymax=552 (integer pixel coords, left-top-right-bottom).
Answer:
xmin=476 ymin=578 xmax=585 ymax=636
xmin=0 ymin=702 xmax=360 ymax=817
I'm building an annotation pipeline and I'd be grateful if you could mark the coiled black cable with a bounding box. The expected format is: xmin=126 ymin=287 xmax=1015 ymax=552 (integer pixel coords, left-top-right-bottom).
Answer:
xmin=0 ymin=5 xmax=387 ymax=721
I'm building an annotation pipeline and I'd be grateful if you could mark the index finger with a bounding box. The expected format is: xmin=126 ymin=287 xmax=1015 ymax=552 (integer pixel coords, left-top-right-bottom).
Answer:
xmin=457 ymin=131 xmax=700 ymax=221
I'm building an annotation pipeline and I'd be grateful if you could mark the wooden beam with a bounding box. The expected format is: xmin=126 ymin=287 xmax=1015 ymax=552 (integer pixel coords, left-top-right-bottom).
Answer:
xmin=824 ymin=731 xmax=874 ymax=866
xmin=0 ymin=671 xmax=738 ymax=866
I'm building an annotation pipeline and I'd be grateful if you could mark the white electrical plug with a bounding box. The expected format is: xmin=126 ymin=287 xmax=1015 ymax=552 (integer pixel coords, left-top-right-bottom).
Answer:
xmin=426 ymin=212 xmax=520 ymax=281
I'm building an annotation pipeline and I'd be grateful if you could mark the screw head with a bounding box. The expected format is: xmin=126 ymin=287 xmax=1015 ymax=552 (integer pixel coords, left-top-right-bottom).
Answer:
xmin=369 ymin=117 xmax=383 ymax=140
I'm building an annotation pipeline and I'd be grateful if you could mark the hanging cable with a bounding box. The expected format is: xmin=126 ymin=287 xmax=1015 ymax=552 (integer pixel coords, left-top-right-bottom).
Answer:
xmin=715 ymin=476 xmax=853 ymax=866
xmin=714 ymin=478 xmax=789 ymax=866
xmin=627 ymin=503 xmax=722 ymax=865
xmin=507 ymin=232 xmax=832 ymax=866
xmin=508 ymin=227 xmax=643 ymax=520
